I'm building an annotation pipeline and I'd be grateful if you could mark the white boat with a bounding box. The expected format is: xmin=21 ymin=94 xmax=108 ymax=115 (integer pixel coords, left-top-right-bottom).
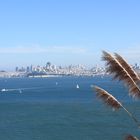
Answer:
xmin=76 ymin=84 xmax=79 ymax=89
xmin=1 ymin=88 xmax=6 ymax=92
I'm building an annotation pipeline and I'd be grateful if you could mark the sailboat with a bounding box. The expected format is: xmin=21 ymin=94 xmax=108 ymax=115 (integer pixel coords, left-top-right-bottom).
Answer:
xmin=76 ymin=84 xmax=79 ymax=89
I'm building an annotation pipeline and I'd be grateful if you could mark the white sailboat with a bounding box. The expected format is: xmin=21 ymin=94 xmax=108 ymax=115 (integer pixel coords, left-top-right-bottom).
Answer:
xmin=76 ymin=84 xmax=79 ymax=89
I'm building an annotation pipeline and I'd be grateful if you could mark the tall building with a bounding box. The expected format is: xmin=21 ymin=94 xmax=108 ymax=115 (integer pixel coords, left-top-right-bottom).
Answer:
xmin=15 ymin=67 xmax=18 ymax=72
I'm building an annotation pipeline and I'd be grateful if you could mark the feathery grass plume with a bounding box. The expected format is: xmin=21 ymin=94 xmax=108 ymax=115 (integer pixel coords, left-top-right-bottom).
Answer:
xmin=102 ymin=51 xmax=140 ymax=98
xmin=114 ymin=53 xmax=140 ymax=83
xmin=125 ymin=134 xmax=139 ymax=140
xmin=94 ymin=85 xmax=121 ymax=110
xmin=94 ymin=86 xmax=140 ymax=127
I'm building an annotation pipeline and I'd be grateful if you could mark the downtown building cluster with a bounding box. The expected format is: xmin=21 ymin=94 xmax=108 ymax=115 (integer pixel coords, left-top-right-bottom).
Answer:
xmin=15 ymin=62 xmax=106 ymax=77
xmin=0 ymin=62 xmax=139 ymax=78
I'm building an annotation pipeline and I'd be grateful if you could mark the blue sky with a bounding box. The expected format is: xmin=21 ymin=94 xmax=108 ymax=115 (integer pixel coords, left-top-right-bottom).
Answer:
xmin=0 ymin=0 xmax=140 ymax=70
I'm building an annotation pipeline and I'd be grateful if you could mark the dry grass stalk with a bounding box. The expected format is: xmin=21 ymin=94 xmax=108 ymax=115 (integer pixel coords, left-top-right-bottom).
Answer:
xmin=94 ymin=85 xmax=121 ymax=110
xmin=114 ymin=53 xmax=140 ymax=83
xmin=102 ymin=51 xmax=140 ymax=98
xmin=94 ymin=86 xmax=140 ymax=127
xmin=125 ymin=134 xmax=139 ymax=140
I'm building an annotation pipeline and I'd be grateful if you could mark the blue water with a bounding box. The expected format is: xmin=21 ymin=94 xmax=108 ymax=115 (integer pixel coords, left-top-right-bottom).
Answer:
xmin=0 ymin=76 xmax=139 ymax=140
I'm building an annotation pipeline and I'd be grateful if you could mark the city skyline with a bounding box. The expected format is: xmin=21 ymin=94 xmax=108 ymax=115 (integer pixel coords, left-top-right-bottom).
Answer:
xmin=0 ymin=61 xmax=139 ymax=78
xmin=0 ymin=0 xmax=140 ymax=70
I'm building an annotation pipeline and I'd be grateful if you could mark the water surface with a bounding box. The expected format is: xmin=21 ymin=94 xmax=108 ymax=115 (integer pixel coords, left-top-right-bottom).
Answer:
xmin=0 ymin=76 xmax=139 ymax=140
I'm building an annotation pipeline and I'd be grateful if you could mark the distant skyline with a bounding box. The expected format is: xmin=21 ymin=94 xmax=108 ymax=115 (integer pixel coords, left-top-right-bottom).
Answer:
xmin=0 ymin=0 xmax=140 ymax=70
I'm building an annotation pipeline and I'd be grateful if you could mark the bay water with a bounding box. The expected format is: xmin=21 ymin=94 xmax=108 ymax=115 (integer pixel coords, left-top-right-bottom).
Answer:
xmin=0 ymin=76 xmax=139 ymax=140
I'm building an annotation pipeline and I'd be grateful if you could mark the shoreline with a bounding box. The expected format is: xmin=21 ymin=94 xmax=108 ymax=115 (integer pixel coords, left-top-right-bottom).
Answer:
xmin=0 ymin=72 xmax=108 ymax=78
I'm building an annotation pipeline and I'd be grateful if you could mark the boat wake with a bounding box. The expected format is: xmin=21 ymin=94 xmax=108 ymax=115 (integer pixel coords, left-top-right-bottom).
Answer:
xmin=0 ymin=86 xmax=44 ymax=93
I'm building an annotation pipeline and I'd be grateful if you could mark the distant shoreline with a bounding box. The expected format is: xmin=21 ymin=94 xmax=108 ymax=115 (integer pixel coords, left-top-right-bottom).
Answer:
xmin=0 ymin=71 xmax=108 ymax=78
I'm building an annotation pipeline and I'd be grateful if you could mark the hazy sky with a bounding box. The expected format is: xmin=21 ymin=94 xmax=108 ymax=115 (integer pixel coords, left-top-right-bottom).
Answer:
xmin=0 ymin=0 xmax=140 ymax=70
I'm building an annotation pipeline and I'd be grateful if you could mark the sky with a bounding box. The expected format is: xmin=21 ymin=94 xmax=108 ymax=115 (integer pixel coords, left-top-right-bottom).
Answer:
xmin=0 ymin=0 xmax=140 ymax=70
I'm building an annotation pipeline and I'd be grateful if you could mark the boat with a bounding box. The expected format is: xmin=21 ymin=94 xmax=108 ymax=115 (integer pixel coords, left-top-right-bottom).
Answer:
xmin=19 ymin=89 xmax=22 ymax=93
xmin=1 ymin=88 xmax=6 ymax=92
xmin=76 ymin=84 xmax=79 ymax=89
xmin=1 ymin=88 xmax=8 ymax=92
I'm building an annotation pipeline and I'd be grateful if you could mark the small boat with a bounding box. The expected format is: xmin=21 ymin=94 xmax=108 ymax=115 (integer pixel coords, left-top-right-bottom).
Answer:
xmin=19 ymin=89 xmax=22 ymax=93
xmin=1 ymin=88 xmax=7 ymax=92
xmin=76 ymin=84 xmax=79 ymax=89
